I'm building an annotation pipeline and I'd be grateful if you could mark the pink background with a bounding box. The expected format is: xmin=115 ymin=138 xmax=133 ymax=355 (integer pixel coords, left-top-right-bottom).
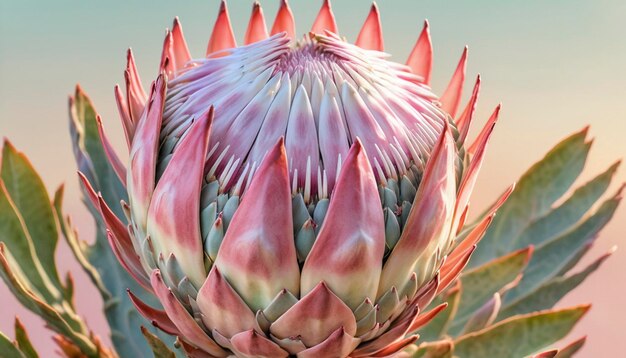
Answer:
xmin=1 ymin=1 xmax=624 ymax=356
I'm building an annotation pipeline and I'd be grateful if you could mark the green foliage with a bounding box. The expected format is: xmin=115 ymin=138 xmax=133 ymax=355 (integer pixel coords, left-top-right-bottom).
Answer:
xmin=141 ymin=326 xmax=177 ymax=358
xmin=13 ymin=319 xmax=38 ymax=358
xmin=0 ymin=141 xmax=107 ymax=357
xmin=69 ymin=86 xmax=176 ymax=356
xmin=471 ymin=128 xmax=592 ymax=265
xmin=453 ymin=306 xmax=589 ymax=358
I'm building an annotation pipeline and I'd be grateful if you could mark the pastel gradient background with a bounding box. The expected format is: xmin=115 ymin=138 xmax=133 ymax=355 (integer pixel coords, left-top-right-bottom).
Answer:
xmin=1 ymin=1 xmax=624 ymax=356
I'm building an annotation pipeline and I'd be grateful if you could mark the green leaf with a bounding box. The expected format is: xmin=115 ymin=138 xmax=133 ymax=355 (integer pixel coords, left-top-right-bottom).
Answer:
xmin=0 ymin=330 xmax=26 ymax=358
xmin=410 ymin=340 xmax=454 ymax=358
xmin=52 ymin=185 xmax=110 ymax=300
xmin=450 ymin=247 xmax=532 ymax=334
xmin=453 ymin=305 xmax=589 ymax=358
xmin=0 ymin=180 xmax=60 ymax=304
xmin=14 ymin=318 xmax=38 ymax=358
xmin=504 ymin=195 xmax=620 ymax=304
xmin=0 ymin=244 xmax=97 ymax=356
xmin=459 ymin=293 xmax=501 ymax=335
xmin=418 ymin=285 xmax=461 ymax=342
xmin=471 ymin=129 xmax=591 ymax=267
xmin=0 ymin=141 xmax=64 ymax=293
xmin=141 ymin=326 xmax=176 ymax=358
xmin=499 ymin=248 xmax=613 ymax=319
xmin=511 ymin=162 xmax=620 ymax=250
xmin=554 ymin=336 xmax=586 ymax=358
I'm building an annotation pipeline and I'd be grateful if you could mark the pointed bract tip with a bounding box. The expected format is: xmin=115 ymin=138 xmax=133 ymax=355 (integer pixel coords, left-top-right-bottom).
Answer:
xmin=580 ymin=125 xmax=591 ymax=136
xmin=352 ymin=137 xmax=364 ymax=152
xmin=2 ymin=137 xmax=13 ymax=149
xmin=219 ymin=0 xmax=227 ymax=12
xmin=74 ymin=83 xmax=85 ymax=96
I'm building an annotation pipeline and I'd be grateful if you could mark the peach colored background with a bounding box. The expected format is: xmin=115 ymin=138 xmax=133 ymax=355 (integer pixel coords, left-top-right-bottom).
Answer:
xmin=1 ymin=1 xmax=624 ymax=356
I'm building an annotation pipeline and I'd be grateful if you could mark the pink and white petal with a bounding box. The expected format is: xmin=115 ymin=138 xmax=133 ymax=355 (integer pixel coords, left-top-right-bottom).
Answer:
xmin=355 ymin=3 xmax=384 ymax=51
xmin=369 ymin=335 xmax=419 ymax=357
xmin=317 ymin=91 xmax=349 ymax=191
xmin=106 ymin=231 xmax=151 ymax=291
xmin=301 ymin=140 xmax=385 ymax=310
xmin=147 ymin=108 xmax=213 ymax=287
xmin=406 ymin=20 xmax=433 ymax=84
xmin=114 ymin=85 xmax=133 ymax=149
xmin=285 ymin=86 xmax=320 ymax=193
xmin=127 ymin=289 xmax=179 ymax=335
xmin=454 ymin=105 xmax=499 ymax=225
xmin=379 ymin=126 xmax=456 ymax=297
xmin=439 ymin=245 xmax=476 ymax=294
xmin=244 ymin=2 xmax=269 ymax=45
xmin=171 ymin=17 xmax=192 ymax=71
xmin=77 ymin=171 xmax=99 ymax=211
xmin=440 ymin=47 xmax=468 ymax=118
xmin=214 ymin=139 xmax=300 ymax=311
xmin=179 ymin=340 xmax=218 ymax=358
xmin=196 ymin=267 xmax=257 ymax=339
xmin=311 ymin=0 xmax=338 ymax=34
xmin=151 ymin=270 xmax=228 ymax=357
xmin=297 ymin=327 xmax=360 ymax=358
xmin=270 ymin=0 xmax=295 ymax=39
xmin=206 ymin=0 xmax=236 ymax=56
xmin=128 ymin=75 xmax=166 ymax=230
xmin=468 ymin=104 xmax=501 ymax=156
xmin=96 ymin=116 xmax=127 ymax=186
xmin=408 ymin=303 xmax=448 ymax=332
xmin=270 ymin=282 xmax=357 ymax=347
xmin=230 ymin=330 xmax=289 ymax=358
xmin=124 ymin=48 xmax=147 ymax=125
xmin=455 ymin=75 xmax=481 ymax=144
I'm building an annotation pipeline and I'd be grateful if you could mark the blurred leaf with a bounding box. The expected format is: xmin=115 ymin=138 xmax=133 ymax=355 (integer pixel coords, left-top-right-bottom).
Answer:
xmin=504 ymin=195 xmax=620 ymax=304
xmin=0 ymin=330 xmax=26 ymax=358
xmin=141 ymin=326 xmax=177 ymax=358
xmin=554 ymin=336 xmax=586 ymax=358
xmin=499 ymin=248 xmax=613 ymax=319
xmin=471 ymin=129 xmax=591 ymax=267
xmin=453 ymin=305 xmax=589 ymax=358
xmin=449 ymin=247 xmax=532 ymax=334
xmin=1 ymin=142 xmax=64 ymax=293
xmin=14 ymin=318 xmax=38 ymax=358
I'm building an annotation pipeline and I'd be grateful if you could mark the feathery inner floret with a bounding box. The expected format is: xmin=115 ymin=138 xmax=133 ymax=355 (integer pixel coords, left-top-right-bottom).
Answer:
xmin=159 ymin=33 xmax=448 ymax=205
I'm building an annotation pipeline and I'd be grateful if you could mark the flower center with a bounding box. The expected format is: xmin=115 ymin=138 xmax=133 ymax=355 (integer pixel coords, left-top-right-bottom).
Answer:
xmin=160 ymin=33 xmax=449 ymax=203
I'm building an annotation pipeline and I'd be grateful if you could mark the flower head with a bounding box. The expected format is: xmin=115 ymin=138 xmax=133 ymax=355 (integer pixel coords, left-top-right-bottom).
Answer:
xmin=84 ymin=1 xmax=507 ymax=356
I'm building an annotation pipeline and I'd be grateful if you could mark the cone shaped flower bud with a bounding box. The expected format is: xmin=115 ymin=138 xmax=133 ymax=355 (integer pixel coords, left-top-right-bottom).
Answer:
xmin=90 ymin=1 xmax=506 ymax=356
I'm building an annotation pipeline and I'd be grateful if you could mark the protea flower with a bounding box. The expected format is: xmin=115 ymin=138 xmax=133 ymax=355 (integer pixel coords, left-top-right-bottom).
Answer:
xmin=81 ymin=1 xmax=511 ymax=356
